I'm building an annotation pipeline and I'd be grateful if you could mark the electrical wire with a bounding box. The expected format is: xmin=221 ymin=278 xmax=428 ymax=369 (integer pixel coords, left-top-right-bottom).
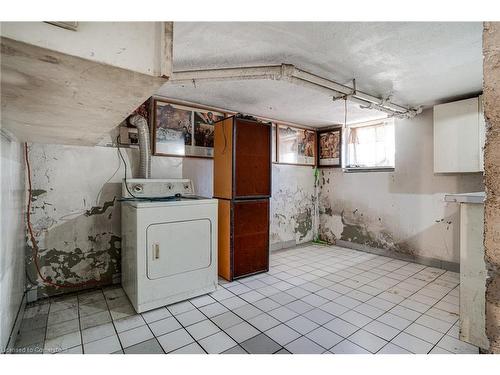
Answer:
xmin=116 ymin=134 xmax=142 ymax=200
xmin=57 ymin=142 xmax=125 ymax=221
xmin=95 ymin=147 xmax=122 ymax=206
xmin=25 ymin=143 xmax=105 ymax=289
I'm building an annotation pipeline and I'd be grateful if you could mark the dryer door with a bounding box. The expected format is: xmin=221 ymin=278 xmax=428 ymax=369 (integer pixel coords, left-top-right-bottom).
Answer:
xmin=146 ymin=219 xmax=212 ymax=280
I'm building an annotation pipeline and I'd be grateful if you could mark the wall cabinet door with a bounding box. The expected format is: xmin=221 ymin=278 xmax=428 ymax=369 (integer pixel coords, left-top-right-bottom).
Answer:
xmin=234 ymin=120 xmax=272 ymax=199
xmin=433 ymin=97 xmax=484 ymax=173
xmin=213 ymin=117 xmax=272 ymax=200
xmin=232 ymin=200 xmax=269 ymax=278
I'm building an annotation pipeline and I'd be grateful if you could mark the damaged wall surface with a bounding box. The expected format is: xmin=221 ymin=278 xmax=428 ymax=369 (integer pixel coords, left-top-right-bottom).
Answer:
xmin=0 ymin=131 xmax=26 ymax=351
xmin=26 ymin=143 xmax=183 ymax=298
xmin=271 ymin=164 xmax=317 ymax=249
xmin=26 ymin=140 xmax=316 ymax=297
xmin=319 ymin=109 xmax=484 ymax=266
xmin=483 ymin=21 xmax=500 ymax=354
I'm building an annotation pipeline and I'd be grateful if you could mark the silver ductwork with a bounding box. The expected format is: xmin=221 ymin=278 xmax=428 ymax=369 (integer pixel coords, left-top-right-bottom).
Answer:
xmin=128 ymin=114 xmax=151 ymax=179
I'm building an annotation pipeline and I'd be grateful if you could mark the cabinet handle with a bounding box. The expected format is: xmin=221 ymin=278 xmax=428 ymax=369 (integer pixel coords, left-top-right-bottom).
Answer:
xmin=153 ymin=243 xmax=160 ymax=260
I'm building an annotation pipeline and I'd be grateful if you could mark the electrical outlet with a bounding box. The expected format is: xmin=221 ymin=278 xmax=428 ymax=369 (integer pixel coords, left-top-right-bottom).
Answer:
xmin=119 ymin=126 xmax=139 ymax=146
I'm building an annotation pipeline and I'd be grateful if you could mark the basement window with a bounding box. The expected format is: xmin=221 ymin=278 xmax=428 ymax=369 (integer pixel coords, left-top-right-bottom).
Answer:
xmin=344 ymin=118 xmax=395 ymax=172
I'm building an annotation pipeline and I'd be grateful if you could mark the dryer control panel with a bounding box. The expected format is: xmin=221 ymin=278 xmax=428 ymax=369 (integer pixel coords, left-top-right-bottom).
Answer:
xmin=122 ymin=179 xmax=195 ymax=199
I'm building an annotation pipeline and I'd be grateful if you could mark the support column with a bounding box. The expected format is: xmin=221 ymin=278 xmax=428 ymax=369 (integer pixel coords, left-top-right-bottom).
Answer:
xmin=483 ymin=21 xmax=500 ymax=354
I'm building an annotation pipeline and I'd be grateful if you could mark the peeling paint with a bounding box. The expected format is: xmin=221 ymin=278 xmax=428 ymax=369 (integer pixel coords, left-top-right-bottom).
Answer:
xmin=271 ymin=165 xmax=316 ymax=246
xmin=26 ymin=144 xmax=125 ymax=298
xmin=294 ymin=207 xmax=312 ymax=240
xmin=340 ymin=211 xmax=415 ymax=256
xmin=30 ymin=189 xmax=47 ymax=201
xmin=317 ymin=112 xmax=483 ymax=265
xmin=85 ymin=197 xmax=116 ymax=217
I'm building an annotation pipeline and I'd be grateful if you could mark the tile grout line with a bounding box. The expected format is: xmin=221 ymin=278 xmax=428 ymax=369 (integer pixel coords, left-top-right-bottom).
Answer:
xmin=335 ymin=259 xmax=457 ymax=352
xmin=102 ymin=287 xmax=126 ymax=354
xmin=164 ymin=303 xmax=210 ymax=354
xmin=193 ymin=289 xmax=292 ymax=353
xmin=21 ymin=244 xmax=470 ymax=355
xmin=252 ymin=250 xmax=456 ymax=356
xmin=248 ymin=253 xmax=424 ymax=351
xmin=217 ymin=247 xmax=461 ymax=353
xmin=76 ymin=293 xmax=84 ymax=354
xmin=140 ymin=312 xmax=168 ymax=354
xmin=220 ymin=259 xmax=392 ymax=352
xmin=42 ymin=300 xmax=50 ymax=353
xmin=237 ymin=249 xmax=457 ymax=353
xmin=189 ymin=299 xmax=251 ymax=353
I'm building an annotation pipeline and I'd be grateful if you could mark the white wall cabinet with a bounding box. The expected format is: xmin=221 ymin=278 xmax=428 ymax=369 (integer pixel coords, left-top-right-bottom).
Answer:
xmin=433 ymin=96 xmax=485 ymax=173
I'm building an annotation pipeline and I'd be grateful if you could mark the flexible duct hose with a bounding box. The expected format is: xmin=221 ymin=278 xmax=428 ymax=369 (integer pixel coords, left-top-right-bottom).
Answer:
xmin=128 ymin=114 xmax=151 ymax=179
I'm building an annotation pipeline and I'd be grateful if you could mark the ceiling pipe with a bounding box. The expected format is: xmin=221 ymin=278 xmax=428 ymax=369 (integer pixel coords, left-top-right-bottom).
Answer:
xmin=171 ymin=65 xmax=283 ymax=82
xmin=170 ymin=63 xmax=422 ymax=119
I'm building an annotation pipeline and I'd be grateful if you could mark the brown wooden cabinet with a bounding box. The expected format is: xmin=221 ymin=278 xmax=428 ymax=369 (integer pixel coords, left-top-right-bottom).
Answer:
xmin=214 ymin=116 xmax=271 ymax=280
xmin=214 ymin=117 xmax=271 ymax=200
xmin=218 ymin=199 xmax=269 ymax=280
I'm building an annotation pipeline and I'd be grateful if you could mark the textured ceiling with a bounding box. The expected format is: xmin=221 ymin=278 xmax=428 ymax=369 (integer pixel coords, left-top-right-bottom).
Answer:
xmin=157 ymin=22 xmax=483 ymax=127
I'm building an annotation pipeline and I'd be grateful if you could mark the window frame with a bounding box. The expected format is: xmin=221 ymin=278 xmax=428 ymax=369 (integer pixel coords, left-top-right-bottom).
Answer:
xmin=276 ymin=123 xmax=317 ymax=167
xmin=343 ymin=118 xmax=395 ymax=173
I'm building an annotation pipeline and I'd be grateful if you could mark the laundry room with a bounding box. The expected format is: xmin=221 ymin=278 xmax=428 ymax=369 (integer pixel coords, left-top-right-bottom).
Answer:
xmin=1 ymin=5 xmax=500 ymax=363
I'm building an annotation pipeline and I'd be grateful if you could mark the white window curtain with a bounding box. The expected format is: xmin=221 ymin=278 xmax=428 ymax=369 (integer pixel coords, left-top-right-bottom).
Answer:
xmin=346 ymin=119 xmax=395 ymax=169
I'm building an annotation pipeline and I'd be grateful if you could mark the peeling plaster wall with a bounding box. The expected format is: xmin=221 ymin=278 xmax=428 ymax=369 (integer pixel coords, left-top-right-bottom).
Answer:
xmin=0 ymin=131 xmax=26 ymax=351
xmin=181 ymin=160 xmax=318 ymax=247
xmin=483 ymin=21 xmax=500 ymax=354
xmin=26 ymin=143 xmax=182 ymax=298
xmin=27 ymin=141 xmax=315 ymax=297
xmin=271 ymin=164 xmax=317 ymax=248
xmin=319 ymin=109 xmax=484 ymax=265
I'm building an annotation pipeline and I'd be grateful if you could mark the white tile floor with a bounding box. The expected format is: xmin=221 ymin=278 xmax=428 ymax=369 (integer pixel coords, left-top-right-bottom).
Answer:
xmin=12 ymin=244 xmax=479 ymax=354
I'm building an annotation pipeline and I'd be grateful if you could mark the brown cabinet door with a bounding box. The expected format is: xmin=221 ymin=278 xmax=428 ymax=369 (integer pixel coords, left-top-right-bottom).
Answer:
xmin=232 ymin=199 xmax=269 ymax=278
xmin=233 ymin=119 xmax=271 ymax=198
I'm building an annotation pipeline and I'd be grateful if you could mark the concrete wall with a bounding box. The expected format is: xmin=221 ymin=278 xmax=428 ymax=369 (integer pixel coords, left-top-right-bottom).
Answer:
xmin=483 ymin=21 xmax=500 ymax=354
xmin=0 ymin=130 xmax=26 ymax=351
xmin=26 ymin=141 xmax=314 ymax=297
xmin=318 ymin=109 xmax=484 ymax=266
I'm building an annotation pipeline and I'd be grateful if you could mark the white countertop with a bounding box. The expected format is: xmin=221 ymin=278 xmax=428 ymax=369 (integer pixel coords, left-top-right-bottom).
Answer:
xmin=444 ymin=192 xmax=485 ymax=204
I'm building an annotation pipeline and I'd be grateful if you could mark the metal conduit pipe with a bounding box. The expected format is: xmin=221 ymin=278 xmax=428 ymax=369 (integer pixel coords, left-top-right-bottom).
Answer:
xmin=290 ymin=67 xmax=416 ymax=115
xmin=128 ymin=114 xmax=151 ymax=179
xmin=172 ymin=65 xmax=283 ymax=82
xmin=170 ymin=64 xmax=422 ymax=118
xmin=285 ymin=75 xmax=414 ymax=119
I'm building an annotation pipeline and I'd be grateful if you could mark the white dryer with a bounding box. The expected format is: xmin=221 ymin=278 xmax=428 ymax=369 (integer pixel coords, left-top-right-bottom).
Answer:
xmin=121 ymin=178 xmax=218 ymax=313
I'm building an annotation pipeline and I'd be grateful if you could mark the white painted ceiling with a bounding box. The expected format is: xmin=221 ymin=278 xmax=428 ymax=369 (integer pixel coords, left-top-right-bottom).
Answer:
xmin=157 ymin=22 xmax=483 ymax=127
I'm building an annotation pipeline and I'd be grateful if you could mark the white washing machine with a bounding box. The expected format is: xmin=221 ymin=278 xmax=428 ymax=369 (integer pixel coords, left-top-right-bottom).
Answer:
xmin=121 ymin=178 xmax=218 ymax=313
